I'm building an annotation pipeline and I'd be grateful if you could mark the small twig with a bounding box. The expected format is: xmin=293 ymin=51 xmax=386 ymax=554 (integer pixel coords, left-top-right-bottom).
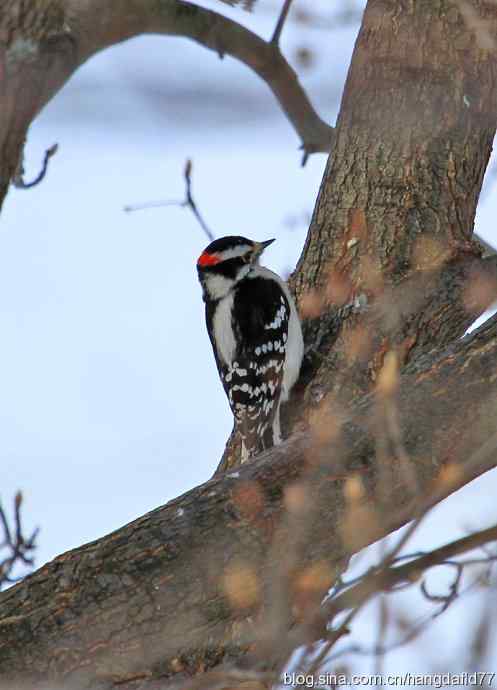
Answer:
xmin=327 ymin=569 xmax=495 ymax=665
xmin=124 ymin=160 xmax=215 ymax=242
xmin=374 ymin=542 xmax=389 ymax=679
xmin=271 ymin=0 xmax=294 ymax=45
xmin=304 ymin=604 xmax=359 ymax=676
xmin=0 ymin=502 xmax=12 ymax=547
xmin=420 ymin=563 xmax=463 ymax=614
xmin=0 ymin=493 xmax=38 ymax=588
xmin=182 ymin=160 xmax=215 ymax=242
xmin=13 ymin=143 xmax=59 ymax=190
xmin=326 ymin=524 xmax=497 ymax=619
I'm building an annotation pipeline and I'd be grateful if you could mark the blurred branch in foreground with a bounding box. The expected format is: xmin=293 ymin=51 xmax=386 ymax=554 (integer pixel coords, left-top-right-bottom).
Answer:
xmin=0 ymin=493 xmax=38 ymax=590
xmin=181 ymin=463 xmax=497 ymax=687
xmin=3 ymin=308 xmax=497 ymax=685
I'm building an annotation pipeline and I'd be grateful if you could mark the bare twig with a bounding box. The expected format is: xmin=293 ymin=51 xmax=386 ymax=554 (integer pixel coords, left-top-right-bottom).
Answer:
xmin=301 ymin=522 xmax=497 ymax=674
xmin=0 ymin=493 xmax=38 ymax=588
xmin=271 ymin=0 xmax=294 ymax=44
xmin=124 ymin=160 xmax=215 ymax=242
xmin=326 ymin=524 xmax=497 ymax=619
xmin=13 ymin=144 xmax=59 ymax=190
xmin=374 ymin=542 xmax=389 ymax=679
xmin=182 ymin=160 xmax=215 ymax=242
xmin=328 ymin=568 xmax=496 ymax=664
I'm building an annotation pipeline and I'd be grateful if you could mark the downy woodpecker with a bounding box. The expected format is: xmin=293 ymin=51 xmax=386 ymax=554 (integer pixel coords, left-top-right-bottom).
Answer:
xmin=197 ymin=235 xmax=303 ymax=461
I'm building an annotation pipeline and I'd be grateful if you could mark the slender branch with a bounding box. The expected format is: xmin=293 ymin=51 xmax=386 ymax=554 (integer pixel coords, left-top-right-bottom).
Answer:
xmin=302 ymin=525 xmax=497 ymax=675
xmin=0 ymin=494 xmax=38 ymax=589
xmin=327 ymin=524 xmax=497 ymax=619
xmin=124 ymin=159 xmax=215 ymax=242
xmin=13 ymin=143 xmax=58 ymax=190
xmin=271 ymin=0 xmax=294 ymax=45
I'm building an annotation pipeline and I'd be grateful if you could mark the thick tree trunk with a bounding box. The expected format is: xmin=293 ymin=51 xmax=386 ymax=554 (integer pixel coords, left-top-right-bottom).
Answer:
xmin=297 ymin=0 xmax=497 ymax=394
xmin=219 ymin=0 xmax=497 ymax=469
xmin=2 ymin=0 xmax=497 ymax=688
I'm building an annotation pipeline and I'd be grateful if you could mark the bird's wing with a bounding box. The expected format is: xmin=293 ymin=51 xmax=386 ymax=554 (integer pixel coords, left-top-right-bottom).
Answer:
xmin=227 ymin=275 xmax=290 ymax=456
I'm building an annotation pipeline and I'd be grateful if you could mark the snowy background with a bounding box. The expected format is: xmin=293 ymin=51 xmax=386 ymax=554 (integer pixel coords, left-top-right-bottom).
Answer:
xmin=1 ymin=0 xmax=497 ymax=677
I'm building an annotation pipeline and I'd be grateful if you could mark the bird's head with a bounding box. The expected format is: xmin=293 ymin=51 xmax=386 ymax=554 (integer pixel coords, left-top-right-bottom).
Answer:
xmin=197 ymin=235 xmax=275 ymax=301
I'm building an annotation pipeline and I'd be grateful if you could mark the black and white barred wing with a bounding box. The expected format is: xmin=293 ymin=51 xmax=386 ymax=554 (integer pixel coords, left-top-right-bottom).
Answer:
xmin=227 ymin=277 xmax=290 ymax=458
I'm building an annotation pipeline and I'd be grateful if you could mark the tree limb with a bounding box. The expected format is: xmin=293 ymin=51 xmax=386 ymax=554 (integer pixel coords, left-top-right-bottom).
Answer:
xmin=67 ymin=0 xmax=333 ymax=156
xmin=0 ymin=0 xmax=333 ymax=212
xmin=2 ymin=310 xmax=497 ymax=687
xmin=0 ymin=493 xmax=38 ymax=589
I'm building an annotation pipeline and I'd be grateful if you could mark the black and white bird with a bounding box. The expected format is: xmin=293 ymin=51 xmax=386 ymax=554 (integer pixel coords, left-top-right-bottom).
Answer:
xmin=197 ymin=235 xmax=304 ymax=462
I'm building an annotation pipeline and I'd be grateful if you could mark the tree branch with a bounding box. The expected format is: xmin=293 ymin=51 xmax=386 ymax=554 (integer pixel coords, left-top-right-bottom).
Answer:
xmin=271 ymin=0 xmax=294 ymax=45
xmin=327 ymin=524 xmax=497 ymax=620
xmin=0 ymin=493 xmax=38 ymax=589
xmin=68 ymin=0 xmax=333 ymax=157
xmin=0 ymin=0 xmax=333 ymax=211
xmin=2 ymin=310 xmax=497 ymax=687
xmin=124 ymin=159 xmax=215 ymax=242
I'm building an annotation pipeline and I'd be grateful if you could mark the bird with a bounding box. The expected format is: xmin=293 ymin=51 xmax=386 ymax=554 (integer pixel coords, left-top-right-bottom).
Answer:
xmin=197 ymin=235 xmax=304 ymax=462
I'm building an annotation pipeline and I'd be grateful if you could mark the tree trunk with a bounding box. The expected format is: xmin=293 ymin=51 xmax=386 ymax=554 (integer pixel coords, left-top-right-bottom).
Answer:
xmin=218 ymin=0 xmax=497 ymax=469
xmin=296 ymin=0 xmax=497 ymax=392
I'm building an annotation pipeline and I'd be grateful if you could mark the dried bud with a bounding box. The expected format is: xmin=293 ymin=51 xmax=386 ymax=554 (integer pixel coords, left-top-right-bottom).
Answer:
xmin=223 ymin=562 xmax=260 ymax=610
xmin=437 ymin=463 xmax=461 ymax=489
xmin=284 ymin=482 xmax=309 ymax=514
xmin=377 ymin=350 xmax=399 ymax=397
xmin=294 ymin=561 xmax=333 ymax=596
xmin=343 ymin=475 xmax=365 ymax=504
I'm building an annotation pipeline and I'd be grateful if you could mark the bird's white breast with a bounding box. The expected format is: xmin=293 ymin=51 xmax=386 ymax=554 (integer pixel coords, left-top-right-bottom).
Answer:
xmin=212 ymin=291 xmax=236 ymax=366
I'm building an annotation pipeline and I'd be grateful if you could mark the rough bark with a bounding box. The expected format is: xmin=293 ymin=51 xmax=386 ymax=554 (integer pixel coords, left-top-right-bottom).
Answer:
xmin=298 ymin=0 xmax=497 ymax=389
xmin=291 ymin=0 xmax=497 ymax=404
xmin=2 ymin=312 xmax=497 ymax=688
xmin=218 ymin=0 xmax=497 ymax=470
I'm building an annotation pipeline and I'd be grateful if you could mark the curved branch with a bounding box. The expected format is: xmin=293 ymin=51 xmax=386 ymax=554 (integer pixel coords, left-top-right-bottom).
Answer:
xmin=2 ymin=308 xmax=497 ymax=687
xmin=66 ymin=0 xmax=333 ymax=156
xmin=0 ymin=0 xmax=333 ymax=211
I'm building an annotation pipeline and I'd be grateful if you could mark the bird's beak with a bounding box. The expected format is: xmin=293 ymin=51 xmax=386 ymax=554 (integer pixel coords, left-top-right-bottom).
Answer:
xmin=253 ymin=238 xmax=275 ymax=258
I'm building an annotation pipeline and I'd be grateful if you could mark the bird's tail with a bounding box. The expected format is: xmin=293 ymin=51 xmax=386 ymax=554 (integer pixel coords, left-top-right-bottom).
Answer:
xmin=238 ymin=402 xmax=281 ymax=462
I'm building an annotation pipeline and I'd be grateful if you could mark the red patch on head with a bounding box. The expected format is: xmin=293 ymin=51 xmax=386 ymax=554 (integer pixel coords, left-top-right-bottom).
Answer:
xmin=197 ymin=252 xmax=221 ymax=267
